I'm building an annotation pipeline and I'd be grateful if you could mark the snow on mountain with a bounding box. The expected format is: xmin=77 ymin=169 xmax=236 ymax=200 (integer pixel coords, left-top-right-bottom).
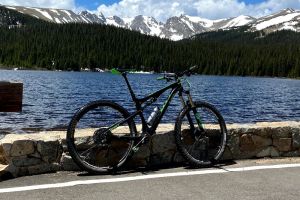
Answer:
xmin=219 ymin=15 xmax=256 ymax=29
xmin=161 ymin=15 xmax=214 ymax=40
xmin=160 ymin=14 xmax=256 ymax=40
xmin=250 ymin=8 xmax=300 ymax=32
xmin=130 ymin=15 xmax=163 ymax=36
xmin=79 ymin=11 xmax=106 ymax=24
xmin=2 ymin=5 xmax=300 ymax=40
xmin=1 ymin=6 xmax=101 ymax=24
xmin=106 ymin=16 xmax=126 ymax=27
xmin=183 ymin=15 xmax=215 ymax=28
xmin=106 ymin=15 xmax=162 ymax=36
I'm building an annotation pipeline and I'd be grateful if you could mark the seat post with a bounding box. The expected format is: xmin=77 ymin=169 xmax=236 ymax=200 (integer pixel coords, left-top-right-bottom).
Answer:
xmin=122 ymin=72 xmax=137 ymax=101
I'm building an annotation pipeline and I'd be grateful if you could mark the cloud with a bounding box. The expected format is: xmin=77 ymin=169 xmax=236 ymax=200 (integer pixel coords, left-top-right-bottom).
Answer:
xmin=97 ymin=0 xmax=300 ymax=22
xmin=0 ymin=0 xmax=75 ymax=10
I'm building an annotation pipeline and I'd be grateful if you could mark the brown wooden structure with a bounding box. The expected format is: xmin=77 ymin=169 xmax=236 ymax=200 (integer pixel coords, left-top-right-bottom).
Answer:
xmin=0 ymin=82 xmax=23 ymax=112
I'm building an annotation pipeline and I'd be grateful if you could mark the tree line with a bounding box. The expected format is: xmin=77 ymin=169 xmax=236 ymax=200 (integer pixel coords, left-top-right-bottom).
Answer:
xmin=0 ymin=6 xmax=299 ymax=78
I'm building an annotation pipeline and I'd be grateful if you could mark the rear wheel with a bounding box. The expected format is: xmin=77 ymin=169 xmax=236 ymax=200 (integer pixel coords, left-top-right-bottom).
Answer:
xmin=175 ymin=101 xmax=227 ymax=167
xmin=66 ymin=100 xmax=136 ymax=174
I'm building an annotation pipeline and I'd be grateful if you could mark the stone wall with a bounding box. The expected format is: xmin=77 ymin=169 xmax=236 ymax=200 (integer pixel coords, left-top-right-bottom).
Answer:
xmin=0 ymin=121 xmax=299 ymax=179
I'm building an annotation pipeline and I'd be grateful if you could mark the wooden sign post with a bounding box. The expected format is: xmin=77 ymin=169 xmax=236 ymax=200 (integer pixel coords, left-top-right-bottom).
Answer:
xmin=0 ymin=82 xmax=23 ymax=112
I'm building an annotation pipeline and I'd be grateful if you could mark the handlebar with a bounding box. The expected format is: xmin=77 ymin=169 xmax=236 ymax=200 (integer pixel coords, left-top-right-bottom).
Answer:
xmin=157 ymin=65 xmax=199 ymax=81
xmin=177 ymin=65 xmax=198 ymax=77
xmin=112 ymin=66 xmax=199 ymax=82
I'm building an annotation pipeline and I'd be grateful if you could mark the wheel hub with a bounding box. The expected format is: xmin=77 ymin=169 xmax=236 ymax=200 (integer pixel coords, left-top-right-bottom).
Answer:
xmin=93 ymin=128 xmax=112 ymax=145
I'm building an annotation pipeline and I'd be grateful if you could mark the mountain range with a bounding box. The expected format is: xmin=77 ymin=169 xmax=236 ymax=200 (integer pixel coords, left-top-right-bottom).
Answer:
xmin=1 ymin=5 xmax=300 ymax=40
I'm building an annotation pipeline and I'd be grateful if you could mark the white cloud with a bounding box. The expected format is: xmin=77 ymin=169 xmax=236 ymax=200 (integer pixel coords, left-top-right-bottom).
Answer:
xmin=0 ymin=0 xmax=75 ymax=10
xmin=97 ymin=0 xmax=300 ymax=22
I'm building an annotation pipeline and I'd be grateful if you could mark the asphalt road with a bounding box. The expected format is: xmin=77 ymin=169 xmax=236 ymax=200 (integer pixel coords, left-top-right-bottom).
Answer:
xmin=1 ymin=158 xmax=300 ymax=200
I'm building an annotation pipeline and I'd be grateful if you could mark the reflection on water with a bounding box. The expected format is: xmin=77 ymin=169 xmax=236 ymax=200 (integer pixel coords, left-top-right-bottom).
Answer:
xmin=0 ymin=70 xmax=299 ymax=133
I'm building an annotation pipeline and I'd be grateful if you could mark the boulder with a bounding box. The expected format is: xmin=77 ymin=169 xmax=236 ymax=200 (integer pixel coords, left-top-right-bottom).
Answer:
xmin=10 ymin=140 xmax=35 ymax=157
xmin=37 ymin=138 xmax=62 ymax=163
xmin=256 ymin=147 xmax=271 ymax=158
xmin=272 ymin=127 xmax=292 ymax=139
xmin=273 ymin=138 xmax=292 ymax=152
xmin=12 ymin=156 xmax=42 ymax=167
xmin=60 ymin=153 xmax=80 ymax=171
xmin=240 ymin=134 xmax=272 ymax=152
xmin=270 ymin=147 xmax=280 ymax=157
xmin=0 ymin=144 xmax=8 ymax=164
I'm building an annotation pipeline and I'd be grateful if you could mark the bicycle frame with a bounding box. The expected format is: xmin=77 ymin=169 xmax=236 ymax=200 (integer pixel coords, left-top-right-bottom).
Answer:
xmin=126 ymin=74 xmax=182 ymax=135
xmin=108 ymin=72 xmax=194 ymax=138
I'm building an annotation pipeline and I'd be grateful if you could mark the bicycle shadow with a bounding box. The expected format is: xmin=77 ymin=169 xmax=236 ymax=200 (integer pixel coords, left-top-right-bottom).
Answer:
xmin=76 ymin=160 xmax=237 ymax=177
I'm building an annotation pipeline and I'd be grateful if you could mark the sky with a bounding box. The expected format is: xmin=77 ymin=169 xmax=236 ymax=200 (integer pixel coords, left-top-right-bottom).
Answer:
xmin=0 ymin=0 xmax=300 ymax=21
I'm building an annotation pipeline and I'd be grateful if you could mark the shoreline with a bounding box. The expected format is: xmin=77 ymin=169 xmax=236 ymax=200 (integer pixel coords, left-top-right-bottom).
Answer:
xmin=1 ymin=68 xmax=299 ymax=80
xmin=1 ymin=121 xmax=300 ymax=135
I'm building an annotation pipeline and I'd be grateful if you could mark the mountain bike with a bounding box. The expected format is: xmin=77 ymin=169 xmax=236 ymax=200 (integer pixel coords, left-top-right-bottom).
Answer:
xmin=66 ymin=66 xmax=227 ymax=174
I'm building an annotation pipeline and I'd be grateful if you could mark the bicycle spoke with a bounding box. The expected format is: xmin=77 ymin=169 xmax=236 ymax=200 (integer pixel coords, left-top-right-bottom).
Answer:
xmin=79 ymin=144 xmax=98 ymax=157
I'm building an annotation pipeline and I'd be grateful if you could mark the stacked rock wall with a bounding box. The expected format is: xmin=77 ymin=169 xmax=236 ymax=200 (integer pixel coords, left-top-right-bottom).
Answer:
xmin=0 ymin=121 xmax=299 ymax=179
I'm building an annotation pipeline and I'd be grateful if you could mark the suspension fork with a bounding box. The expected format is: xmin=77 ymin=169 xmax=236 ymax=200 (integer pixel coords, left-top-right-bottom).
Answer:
xmin=179 ymin=90 xmax=195 ymax=131
xmin=186 ymin=91 xmax=204 ymax=130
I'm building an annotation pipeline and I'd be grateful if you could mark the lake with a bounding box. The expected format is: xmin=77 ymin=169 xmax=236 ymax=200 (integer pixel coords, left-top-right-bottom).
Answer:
xmin=0 ymin=70 xmax=299 ymax=133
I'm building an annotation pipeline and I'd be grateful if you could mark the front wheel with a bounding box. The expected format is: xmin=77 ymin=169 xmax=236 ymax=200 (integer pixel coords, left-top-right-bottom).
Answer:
xmin=66 ymin=100 xmax=136 ymax=174
xmin=175 ymin=101 xmax=227 ymax=167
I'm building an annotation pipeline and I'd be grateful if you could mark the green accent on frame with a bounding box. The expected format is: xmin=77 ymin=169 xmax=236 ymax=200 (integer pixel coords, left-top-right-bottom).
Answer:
xmin=111 ymin=68 xmax=121 ymax=75
xmin=109 ymin=124 xmax=120 ymax=131
xmin=160 ymin=93 xmax=174 ymax=113
xmin=195 ymin=113 xmax=204 ymax=129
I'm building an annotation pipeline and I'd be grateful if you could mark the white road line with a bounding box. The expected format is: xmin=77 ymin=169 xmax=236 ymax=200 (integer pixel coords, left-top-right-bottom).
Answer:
xmin=1 ymin=163 xmax=300 ymax=194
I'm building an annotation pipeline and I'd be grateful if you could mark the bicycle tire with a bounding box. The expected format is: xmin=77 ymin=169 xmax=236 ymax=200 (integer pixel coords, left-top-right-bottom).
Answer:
xmin=66 ymin=100 xmax=137 ymax=174
xmin=175 ymin=101 xmax=227 ymax=167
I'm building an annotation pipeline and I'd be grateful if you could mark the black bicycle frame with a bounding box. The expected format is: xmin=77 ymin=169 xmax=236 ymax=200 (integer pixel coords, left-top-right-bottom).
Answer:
xmin=123 ymin=72 xmax=183 ymax=135
xmin=106 ymin=72 xmax=198 ymax=144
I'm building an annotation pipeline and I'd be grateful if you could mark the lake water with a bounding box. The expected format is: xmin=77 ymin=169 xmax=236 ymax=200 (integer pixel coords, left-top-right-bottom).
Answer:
xmin=0 ymin=70 xmax=300 ymax=133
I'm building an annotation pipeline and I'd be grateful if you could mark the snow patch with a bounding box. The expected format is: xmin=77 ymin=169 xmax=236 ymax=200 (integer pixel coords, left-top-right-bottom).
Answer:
xmin=278 ymin=21 xmax=298 ymax=31
xmin=184 ymin=15 xmax=214 ymax=28
xmin=63 ymin=10 xmax=72 ymax=17
xmin=142 ymin=16 xmax=162 ymax=36
xmin=255 ymin=13 xmax=300 ymax=30
xmin=169 ymin=28 xmax=178 ymax=33
xmin=170 ymin=34 xmax=184 ymax=41
xmin=123 ymin=17 xmax=134 ymax=25
xmin=180 ymin=17 xmax=195 ymax=31
xmin=5 ymin=6 xmax=16 ymax=10
xmin=221 ymin=15 xmax=254 ymax=29
xmin=54 ymin=18 xmax=61 ymax=23
xmin=32 ymin=15 xmax=40 ymax=19
xmin=50 ymin=9 xmax=60 ymax=15
xmin=62 ymin=17 xmax=68 ymax=23
xmin=106 ymin=17 xmax=124 ymax=27
xmin=80 ymin=16 xmax=89 ymax=23
xmin=34 ymin=8 xmax=53 ymax=21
